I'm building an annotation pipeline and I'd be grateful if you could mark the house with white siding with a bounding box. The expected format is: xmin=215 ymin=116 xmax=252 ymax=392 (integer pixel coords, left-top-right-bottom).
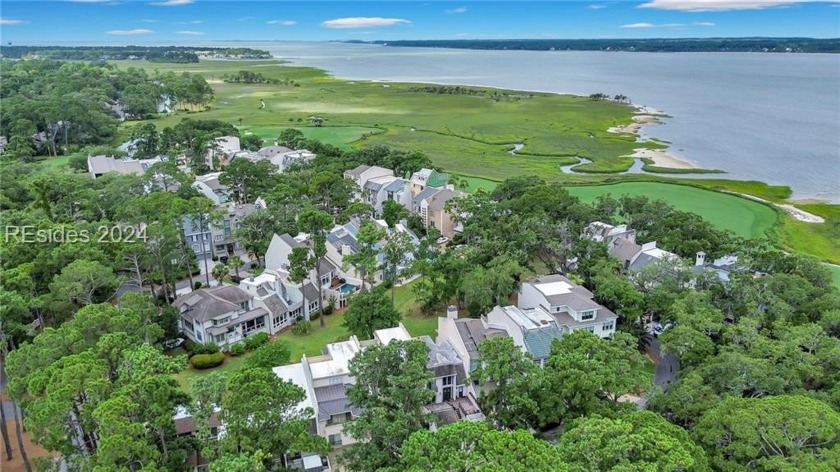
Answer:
xmin=518 ymin=274 xmax=617 ymax=339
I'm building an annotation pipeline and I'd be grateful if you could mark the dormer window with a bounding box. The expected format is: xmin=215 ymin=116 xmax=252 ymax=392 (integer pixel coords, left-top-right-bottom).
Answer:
xmin=581 ymin=310 xmax=595 ymax=321
xmin=239 ymin=301 xmax=249 ymax=311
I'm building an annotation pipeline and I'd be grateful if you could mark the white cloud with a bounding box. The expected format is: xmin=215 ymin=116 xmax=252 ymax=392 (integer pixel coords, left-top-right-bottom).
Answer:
xmin=445 ymin=6 xmax=468 ymax=13
xmin=106 ymin=29 xmax=154 ymax=35
xmin=638 ymin=0 xmax=838 ymax=12
xmin=176 ymin=20 xmax=203 ymax=24
xmin=322 ymin=17 xmax=411 ymax=29
xmin=588 ymin=3 xmax=609 ymax=9
xmin=0 ymin=18 xmax=27 ymax=25
xmin=150 ymin=0 xmax=193 ymax=6
xmin=621 ymin=22 xmax=657 ymax=28
xmin=177 ymin=30 xmax=205 ymax=35
xmin=267 ymin=20 xmax=297 ymax=26
xmin=621 ymin=21 xmax=715 ymax=27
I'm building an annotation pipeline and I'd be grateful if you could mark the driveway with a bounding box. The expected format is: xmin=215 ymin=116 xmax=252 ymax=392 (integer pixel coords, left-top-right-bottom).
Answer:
xmin=647 ymin=337 xmax=679 ymax=389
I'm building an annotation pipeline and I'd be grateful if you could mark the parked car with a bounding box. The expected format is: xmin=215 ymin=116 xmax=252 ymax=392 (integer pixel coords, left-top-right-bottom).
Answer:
xmin=163 ymin=337 xmax=186 ymax=350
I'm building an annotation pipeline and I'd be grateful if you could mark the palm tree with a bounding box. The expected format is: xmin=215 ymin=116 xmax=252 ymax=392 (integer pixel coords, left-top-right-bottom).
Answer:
xmin=211 ymin=263 xmax=230 ymax=286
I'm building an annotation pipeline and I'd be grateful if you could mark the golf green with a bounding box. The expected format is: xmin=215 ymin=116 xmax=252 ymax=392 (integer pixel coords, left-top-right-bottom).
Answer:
xmin=567 ymin=182 xmax=779 ymax=239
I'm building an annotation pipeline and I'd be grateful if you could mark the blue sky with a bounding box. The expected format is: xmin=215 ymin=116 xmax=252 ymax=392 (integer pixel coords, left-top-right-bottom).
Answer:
xmin=1 ymin=1 xmax=838 ymax=44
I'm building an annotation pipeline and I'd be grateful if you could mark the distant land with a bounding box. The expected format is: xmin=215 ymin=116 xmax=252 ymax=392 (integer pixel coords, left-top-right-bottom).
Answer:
xmin=0 ymin=46 xmax=272 ymax=63
xmin=359 ymin=38 xmax=840 ymax=54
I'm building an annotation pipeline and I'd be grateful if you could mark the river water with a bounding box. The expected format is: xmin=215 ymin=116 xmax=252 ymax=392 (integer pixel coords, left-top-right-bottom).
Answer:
xmin=244 ymin=41 xmax=839 ymax=202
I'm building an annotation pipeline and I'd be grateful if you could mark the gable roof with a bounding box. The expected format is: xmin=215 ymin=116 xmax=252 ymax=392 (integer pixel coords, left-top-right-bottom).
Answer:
xmin=529 ymin=274 xmax=601 ymax=312
xmin=426 ymin=189 xmax=462 ymax=211
xmin=454 ymin=318 xmax=507 ymax=361
xmin=384 ymin=178 xmax=407 ymax=192
xmin=279 ymin=233 xmax=303 ymax=249
xmin=344 ymin=164 xmax=370 ymax=179
xmin=172 ymin=285 xmax=252 ymax=323
xmin=413 ymin=186 xmax=441 ymax=207
xmin=314 ymin=385 xmax=362 ymax=421
xmin=523 ymin=325 xmax=563 ymax=360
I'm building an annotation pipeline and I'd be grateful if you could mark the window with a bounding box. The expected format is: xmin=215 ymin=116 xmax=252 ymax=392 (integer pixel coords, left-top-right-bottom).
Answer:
xmin=320 ymin=274 xmax=331 ymax=286
xmin=443 ymin=376 xmax=453 ymax=386
xmin=602 ymin=321 xmax=615 ymax=331
xmin=244 ymin=316 xmax=266 ymax=334
xmin=213 ymin=317 xmax=230 ymax=326
xmin=329 ymin=377 xmax=342 ymax=386
xmin=327 ymin=412 xmax=352 ymax=426
xmin=583 ymin=326 xmax=595 ymax=333
xmin=182 ymin=319 xmax=194 ymax=333
xmin=214 ymin=334 xmax=225 ymax=343
xmin=239 ymin=301 xmax=249 ymax=311
xmin=581 ymin=310 xmax=595 ymax=321
xmin=195 ymin=331 xmax=203 ymax=341
xmin=328 ymin=434 xmax=343 ymax=446
xmin=308 ymin=301 xmax=319 ymax=312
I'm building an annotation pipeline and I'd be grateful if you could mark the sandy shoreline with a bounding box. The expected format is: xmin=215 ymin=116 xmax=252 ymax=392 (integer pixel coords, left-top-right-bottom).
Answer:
xmin=609 ymin=106 xmax=699 ymax=170
xmin=630 ymin=148 xmax=698 ymax=169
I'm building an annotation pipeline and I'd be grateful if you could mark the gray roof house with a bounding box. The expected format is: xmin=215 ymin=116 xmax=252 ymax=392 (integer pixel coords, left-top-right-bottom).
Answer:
xmin=519 ymin=274 xmax=618 ymax=339
xmin=484 ymin=305 xmax=564 ymax=367
xmin=173 ymin=285 xmax=270 ymax=347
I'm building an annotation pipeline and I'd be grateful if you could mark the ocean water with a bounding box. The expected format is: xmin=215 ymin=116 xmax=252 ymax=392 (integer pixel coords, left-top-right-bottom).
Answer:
xmin=250 ymin=42 xmax=840 ymax=202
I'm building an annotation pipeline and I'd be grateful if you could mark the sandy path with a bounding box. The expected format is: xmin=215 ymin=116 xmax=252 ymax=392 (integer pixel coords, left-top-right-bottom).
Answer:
xmin=731 ymin=193 xmax=825 ymax=223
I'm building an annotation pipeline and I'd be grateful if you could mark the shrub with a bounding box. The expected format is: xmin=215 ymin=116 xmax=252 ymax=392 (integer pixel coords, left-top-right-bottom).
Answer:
xmin=310 ymin=310 xmax=321 ymax=321
xmin=185 ymin=341 xmax=220 ymax=356
xmin=323 ymin=300 xmax=335 ymax=316
xmin=243 ymin=341 xmax=291 ymax=370
xmin=229 ymin=343 xmax=245 ymax=356
xmin=194 ymin=281 xmax=203 ymax=290
xmin=191 ymin=352 xmax=225 ymax=369
xmin=291 ymin=320 xmax=312 ymax=336
xmin=244 ymin=332 xmax=269 ymax=350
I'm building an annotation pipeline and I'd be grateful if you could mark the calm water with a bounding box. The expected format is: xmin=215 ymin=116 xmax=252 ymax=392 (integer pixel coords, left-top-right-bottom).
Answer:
xmin=250 ymin=42 xmax=840 ymax=202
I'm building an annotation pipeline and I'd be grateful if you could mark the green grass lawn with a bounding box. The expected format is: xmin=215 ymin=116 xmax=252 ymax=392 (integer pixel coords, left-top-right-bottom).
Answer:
xmin=242 ymin=125 xmax=383 ymax=149
xmin=567 ymin=182 xmax=779 ymax=239
xmin=827 ymin=265 xmax=840 ymax=287
xmin=37 ymin=156 xmax=71 ymax=167
xmin=779 ymin=203 xmax=840 ymax=265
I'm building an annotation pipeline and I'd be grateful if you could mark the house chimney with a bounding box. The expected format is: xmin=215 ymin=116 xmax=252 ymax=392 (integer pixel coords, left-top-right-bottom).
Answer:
xmin=447 ymin=305 xmax=458 ymax=320
xmin=695 ymin=251 xmax=706 ymax=267
xmin=249 ymin=275 xmax=254 ymax=282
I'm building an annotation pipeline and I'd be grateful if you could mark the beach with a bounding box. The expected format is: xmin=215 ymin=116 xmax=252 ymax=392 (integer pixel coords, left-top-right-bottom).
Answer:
xmin=609 ymin=107 xmax=699 ymax=170
xmin=631 ymin=148 xmax=699 ymax=170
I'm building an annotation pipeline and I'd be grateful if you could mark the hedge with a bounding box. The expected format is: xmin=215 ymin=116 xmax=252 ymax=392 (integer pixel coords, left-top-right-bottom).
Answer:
xmin=244 ymin=332 xmax=269 ymax=350
xmin=191 ymin=352 xmax=225 ymax=369
xmin=185 ymin=341 xmax=220 ymax=356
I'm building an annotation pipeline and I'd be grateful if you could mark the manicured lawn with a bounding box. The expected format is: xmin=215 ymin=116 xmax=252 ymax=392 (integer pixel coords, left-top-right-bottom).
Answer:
xmin=172 ymin=350 xmax=249 ymax=393
xmin=243 ymin=125 xmax=383 ymax=149
xmin=452 ymin=174 xmax=500 ymax=193
xmin=278 ymin=310 xmax=350 ymax=362
xmin=393 ymin=280 xmax=440 ymax=338
xmin=567 ymin=182 xmax=779 ymax=239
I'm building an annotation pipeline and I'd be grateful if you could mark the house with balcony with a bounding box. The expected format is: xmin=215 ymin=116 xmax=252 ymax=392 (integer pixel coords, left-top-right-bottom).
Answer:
xmin=209 ymin=202 xmax=256 ymax=257
xmin=239 ymin=271 xmax=307 ymax=333
xmin=265 ymin=232 xmax=361 ymax=312
xmin=519 ymin=274 xmax=618 ymax=339
xmin=173 ymin=285 xmax=269 ymax=348
xmin=273 ymin=323 xmax=484 ymax=448
xmin=436 ymin=309 xmax=507 ymax=399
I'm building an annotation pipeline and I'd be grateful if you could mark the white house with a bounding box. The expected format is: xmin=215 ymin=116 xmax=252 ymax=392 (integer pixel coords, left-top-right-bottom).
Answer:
xmin=585 ymin=221 xmax=678 ymax=272
xmin=484 ymin=305 xmax=564 ymax=367
xmin=192 ymin=172 xmax=230 ymax=205
xmin=205 ymin=136 xmax=240 ymax=170
xmin=436 ymin=310 xmax=507 ymax=400
xmin=273 ymin=323 xmax=483 ymax=447
xmin=87 ymin=155 xmax=161 ymax=179
xmin=518 ymin=274 xmax=618 ymax=339
xmin=173 ymin=285 xmax=268 ymax=348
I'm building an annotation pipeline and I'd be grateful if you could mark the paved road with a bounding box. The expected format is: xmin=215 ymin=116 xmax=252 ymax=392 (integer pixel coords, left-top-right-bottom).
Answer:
xmin=648 ymin=336 xmax=679 ymax=389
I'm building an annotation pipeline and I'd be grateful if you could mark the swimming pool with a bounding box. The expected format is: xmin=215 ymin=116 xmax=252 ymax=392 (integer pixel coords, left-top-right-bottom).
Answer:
xmin=338 ymin=283 xmax=357 ymax=294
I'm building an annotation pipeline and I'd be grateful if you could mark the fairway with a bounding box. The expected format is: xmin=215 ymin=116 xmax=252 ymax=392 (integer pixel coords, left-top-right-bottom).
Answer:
xmin=568 ymin=182 xmax=779 ymax=239
xmin=243 ymin=125 xmax=382 ymax=149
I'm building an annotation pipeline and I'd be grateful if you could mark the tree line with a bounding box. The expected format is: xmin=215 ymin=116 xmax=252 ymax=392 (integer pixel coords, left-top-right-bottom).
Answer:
xmin=0 ymin=46 xmax=272 ymax=62
xmin=0 ymin=60 xmax=214 ymax=160
xmin=368 ymin=38 xmax=840 ymax=53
